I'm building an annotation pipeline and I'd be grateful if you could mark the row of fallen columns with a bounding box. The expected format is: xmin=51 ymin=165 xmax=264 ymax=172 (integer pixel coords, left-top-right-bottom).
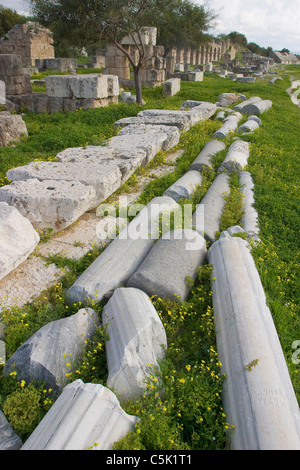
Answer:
xmin=2 ymin=95 xmax=300 ymax=450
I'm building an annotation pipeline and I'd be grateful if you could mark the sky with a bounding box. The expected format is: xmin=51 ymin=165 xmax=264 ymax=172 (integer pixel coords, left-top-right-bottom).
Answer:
xmin=1 ymin=0 xmax=300 ymax=53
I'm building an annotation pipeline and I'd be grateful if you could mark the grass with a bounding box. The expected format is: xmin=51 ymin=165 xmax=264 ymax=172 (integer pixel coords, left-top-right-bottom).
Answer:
xmin=0 ymin=69 xmax=299 ymax=448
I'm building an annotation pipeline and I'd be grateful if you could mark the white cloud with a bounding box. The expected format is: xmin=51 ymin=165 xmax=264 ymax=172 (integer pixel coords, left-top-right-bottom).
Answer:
xmin=199 ymin=0 xmax=300 ymax=52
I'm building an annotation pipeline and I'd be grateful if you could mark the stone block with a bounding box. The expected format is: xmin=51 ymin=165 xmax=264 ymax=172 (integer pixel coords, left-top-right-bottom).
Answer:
xmin=0 ymin=54 xmax=23 ymax=76
xmin=218 ymin=140 xmax=249 ymax=173
xmin=0 ymin=179 xmax=96 ymax=232
xmin=66 ymin=196 xmax=180 ymax=305
xmin=188 ymin=71 xmax=203 ymax=81
xmin=208 ymin=236 xmax=300 ymax=450
xmin=0 ymin=113 xmax=28 ymax=146
xmin=0 ymin=202 xmax=40 ymax=281
xmin=21 ymin=379 xmax=139 ymax=450
xmin=163 ymin=170 xmax=202 ymax=201
xmin=3 ymin=309 xmax=98 ymax=393
xmin=0 ymin=411 xmax=22 ymax=450
xmin=102 ymin=287 xmax=167 ymax=400
xmin=1 ymin=73 xmax=32 ymax=95
xmin=192 ymin=173 xmax=230 ymax=243
xmin=127 ymin=229 xmax=207 ymax=301
xmin=189 ymin=140 xmax=226 ymax=172
xmin=162 ymin=78 xmax=181 ymax=97
xmin=45 ymin=74 xmax=118 ymax=99
xmin=6 ymin=159 xmax=123 ymax=209
xmin=117 ymin=123 xmax=180 ymax=152
xmin=218 ymin=93 xmax=239 ymax=107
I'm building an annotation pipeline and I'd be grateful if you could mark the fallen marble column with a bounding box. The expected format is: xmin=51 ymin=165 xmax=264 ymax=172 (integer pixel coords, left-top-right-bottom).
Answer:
xmin=238 ymin=118 xmax=260 ymax=133
xmin=239 ymin=171 xmax=260 ymax=237
xmin=218 ymin=140 xmax=249 ymax=173
xmin=233 ymin=96 xmax=262 ymax=112
xmin=163 ymin=170 xmax=202 ymax=201
xmin=102 ymin=287 xmax=167 ymax=401
xmin=192 ymin=173 xmax=230 ymax=243
xmin=0 ymin=202 xmax=40 ymax=281
xmin=208 ymin=236 xmax=300 ymax=450
xmin=3 ymin=308 xmax=98 ymax=393
xmin=189 ymin=140 xmax=226 ymax=172
xmin=0 ymin=178 xmax=96 ymax=232
xmin=127 ymin=229 xmax=207 ymax=301
xmin=6 ymin=159 xmax=123 ymax=209
xmin=240 ymin=99 xmax=273 ymax=116
xmin=212 ymin=113 xmax=242 ymax=139
xmin=21 ymin=379 xmax=139 ymax=450
xmin=66 ymin=196 xmax=180 ymax=305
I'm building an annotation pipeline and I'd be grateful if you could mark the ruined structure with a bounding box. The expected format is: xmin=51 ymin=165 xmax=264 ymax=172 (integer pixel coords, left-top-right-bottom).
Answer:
xmin=0 ymin=22 xmax=55 ymax=67
xmin=269 ymin=50 xmax=300 ymax=65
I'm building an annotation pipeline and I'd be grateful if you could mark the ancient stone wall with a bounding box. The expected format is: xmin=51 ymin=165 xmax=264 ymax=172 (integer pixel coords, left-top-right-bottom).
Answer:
xmin=0 ymin=22 xmax=54 ymax=67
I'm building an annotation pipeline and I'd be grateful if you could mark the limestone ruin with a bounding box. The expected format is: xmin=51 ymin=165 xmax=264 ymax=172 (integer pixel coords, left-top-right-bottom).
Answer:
xmin=0 ymin=22 xmax=55 ymax=67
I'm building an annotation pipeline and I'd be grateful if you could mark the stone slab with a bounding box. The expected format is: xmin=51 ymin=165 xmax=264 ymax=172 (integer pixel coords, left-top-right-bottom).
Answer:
xmin=0 ymin=178 xmax=96 ymax=232
xmin=0 ymin=202 xmax=40 ymax=282
xmin=6 ymin=159 xmax=123 ymax=209
xmin=0 ymin=256 xmax=63 ymax=310
xmin=21 ymin=379 xmax=139 ymax=450
xmin=218 ymin=93 xmax=239 ymax=107
xmin=127 ymin=229 xmax=207 ymax=301
xmin=117 ymin=123 xmax=180 ymax=152
xmin=55 ymin=145 xmax=146 ymax=183
xmin=102 ymin=287 xmax=167 ymax=401
xmin=208 ymin=236 xmax=300 ymax=450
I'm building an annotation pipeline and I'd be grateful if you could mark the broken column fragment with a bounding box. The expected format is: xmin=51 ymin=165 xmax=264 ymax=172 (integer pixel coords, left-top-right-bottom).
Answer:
xmin=3 ymin=309 xmax=98 ymax=393
xmin=163 ymin=170 xmax=202 ymax=201
xmin=192 ymin=173 xmax=230 ymax=243
xmin=208 ymin=236 xmax=300 ymax=450
xmin=127 ymin=229 xmax=207 ymax=301
xmin=66 ymin=196 xmax=180 ymax=305
xmin=21 ymin=379 xmax=139 ymax=450
xmin=0 ymin=202 xmax=40 ymax=281
xmin=189 ymin=140 xmax=226 ymax=172
xmin=102 ymin=287 xmax=167 ymax=401
xmin=218 ymin=140 xmax=249 ymax=173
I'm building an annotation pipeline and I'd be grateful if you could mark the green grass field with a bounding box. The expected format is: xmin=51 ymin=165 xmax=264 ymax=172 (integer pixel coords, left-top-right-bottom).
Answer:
xmin=0 ymin=69 xmax=299 ymax=449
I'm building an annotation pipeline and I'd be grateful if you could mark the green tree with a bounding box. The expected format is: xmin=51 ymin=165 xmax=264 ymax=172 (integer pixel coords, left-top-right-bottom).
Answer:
xmin=156 ymin=0 xmax=216 ymax=54
xmin=227 ymin=31 xmax=248 ymax=48
xmin=28 ymin=0 xmax=215 ymax=103
xmin=0 ymin=5 xmax=28 ymax=38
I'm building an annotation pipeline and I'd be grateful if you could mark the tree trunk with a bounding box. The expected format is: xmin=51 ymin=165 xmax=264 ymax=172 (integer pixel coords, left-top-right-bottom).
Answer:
xmin=133 ymin=67 xmax=143 ymax=105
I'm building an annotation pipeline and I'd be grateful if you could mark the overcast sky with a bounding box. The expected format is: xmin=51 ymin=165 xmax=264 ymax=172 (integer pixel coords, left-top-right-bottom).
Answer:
xmin=1 ymin=0 xmax=300 ymax=53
